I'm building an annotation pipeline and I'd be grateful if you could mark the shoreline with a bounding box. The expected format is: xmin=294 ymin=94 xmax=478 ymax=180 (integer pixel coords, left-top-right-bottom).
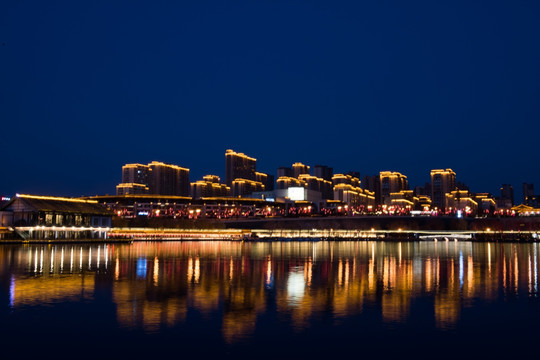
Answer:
xmin=1 ymin=229 xmax=539 ymax=244
xmin=2 ymin=215 xmax=540 ymax=244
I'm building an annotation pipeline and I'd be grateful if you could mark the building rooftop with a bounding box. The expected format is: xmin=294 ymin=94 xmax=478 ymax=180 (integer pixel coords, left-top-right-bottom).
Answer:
xmin=1 ymin=194 xmax=113 ymax=216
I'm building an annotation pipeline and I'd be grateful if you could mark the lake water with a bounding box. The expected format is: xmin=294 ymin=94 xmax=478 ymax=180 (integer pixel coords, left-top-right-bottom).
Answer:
xmin=1 ymin=240 xmax=539 ymax=359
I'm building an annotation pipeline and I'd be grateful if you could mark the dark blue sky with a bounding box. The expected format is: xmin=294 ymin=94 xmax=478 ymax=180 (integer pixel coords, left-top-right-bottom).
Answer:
xmin=1 ymin=0 xmax=539 ymax=200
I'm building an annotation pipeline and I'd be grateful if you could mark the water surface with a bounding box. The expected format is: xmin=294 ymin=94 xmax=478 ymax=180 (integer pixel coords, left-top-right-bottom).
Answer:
xmin=1 ymin=240 xmax=539 ymax=359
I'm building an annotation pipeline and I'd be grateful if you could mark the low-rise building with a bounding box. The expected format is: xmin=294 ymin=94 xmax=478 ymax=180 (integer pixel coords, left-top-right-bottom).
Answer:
xmin=390 ymin=190 xmax=418 ymax=210
xmin=445 ymin=190 xmax=478 ymax=215
xmin=116 ymin=183 xmax=149 ymax=195
xmin=475 ymin=193 xmax=497 ymax=214
xmin=0 ymin=194 xmax=113 ymax=239
xmin=332 ymin=174 xmax=375 ymax=208
xmin=191 ymin=175 xmax=230 ymax=199
xmin=231 ymin=178 xmax=265 ymax=197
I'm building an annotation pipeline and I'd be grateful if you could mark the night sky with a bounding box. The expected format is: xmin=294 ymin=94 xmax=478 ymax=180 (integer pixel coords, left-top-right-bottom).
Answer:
xmin=1 ymin=1 xmax=539 ymax=201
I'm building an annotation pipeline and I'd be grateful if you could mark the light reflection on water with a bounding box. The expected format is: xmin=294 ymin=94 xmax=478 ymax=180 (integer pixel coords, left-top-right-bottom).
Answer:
xmin=1 ymin=240 xmax=540 ymax=344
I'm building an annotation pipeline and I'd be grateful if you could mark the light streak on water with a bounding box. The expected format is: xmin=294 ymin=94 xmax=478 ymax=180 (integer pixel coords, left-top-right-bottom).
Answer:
xmin=229 ymin=257 xmax=233 ymax=282
xmin=9 ymin=275 xmax=15 ymax=309
xmin=488 ymin=243 xmax=491 ymax=276
xmin=50 ymin=248 xmax=54 ymax=273
xmin=194 ymin=257 xmax=200 ymax=283
xmin=104 ymin=244 xmax=108 ymax=269
xmin=187 ymin=257 xmax=193 ymax=282
xmin=459 ymin=251 xmax=464 ymax=288
xmin=287 ymin=267 xmax=305 ymax=306
xmin=535 ymin=244 xmax=538 ymax=295
xmin=266 ymin=256 xmax=272 ymax=287
xmin=514 ymin=250 xmax=518 ymax=293
xmin=153 ymin=257 xmax=159 ymax=286
xmin=529 ymin=254 xmax=533 ymax=295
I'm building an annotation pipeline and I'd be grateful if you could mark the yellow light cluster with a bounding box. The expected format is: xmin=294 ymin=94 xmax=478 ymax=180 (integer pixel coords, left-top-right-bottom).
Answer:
xmin=277 ymin=176 xmax=305 ymax=185
xmin=430 ymin=169 xmax=456 ymax=176
xmin=391 ymin=199 xmax=415 ymax=206
xmin=202 ymin=175 xmax=221 ymax=182
xmin=122 ymin=163 xmax=149 ymax=169
xmin=225 ymin=149 xmax=256 ymax=161
xmin=191 ymin=181 xmax=230 ymax=190
xmin=380 ymin=171 xmax=407 ymax=179
xmin=298 ymin=174 xmax=332 ymax=184
xmin=390 ymin=190 xmax=414 ymax=196
xmin=255 ymin=172 xmax=269 ymax=182
xmin=292 ymin=162 xmax=309 ymax=168
xmin=232 ymin=178 xmax=264 ymax=186
xmin=85 ymin=194 xmax=193 ymax=200
xmin=333 ymin=184 xmax=373 ymax=198
xmin=116 ymin=183 xmax=148 ymax=188
xmin=148 ymin=161 xmax=189 ymax=172
xmin=16 ymin=194 xmax=99 ymax=204
xmin=333 ymin=183 xmax=362 ymax=192
xmin=446 ymin=191 xmax=478 ymax=207
xmin=199 ymin=196 xmax=267 ymax=203
xmin=332 ymin=173 xmax=360 ymax=183
xmin=417 ymin=195 xmax=432 ymax=204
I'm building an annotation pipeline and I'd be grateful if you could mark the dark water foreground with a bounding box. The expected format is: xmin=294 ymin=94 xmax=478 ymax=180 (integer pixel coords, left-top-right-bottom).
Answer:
xmin=1 ymin=240 xmax=539 ymax=359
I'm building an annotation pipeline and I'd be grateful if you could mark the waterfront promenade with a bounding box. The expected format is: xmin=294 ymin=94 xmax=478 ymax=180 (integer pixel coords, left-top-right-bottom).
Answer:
xmin=2 ymin=215 xmax=540 ymax=242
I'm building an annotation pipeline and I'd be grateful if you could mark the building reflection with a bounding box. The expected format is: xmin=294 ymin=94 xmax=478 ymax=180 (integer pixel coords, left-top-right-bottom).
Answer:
xmin=1 ymin=241 xmax=539 ymax=341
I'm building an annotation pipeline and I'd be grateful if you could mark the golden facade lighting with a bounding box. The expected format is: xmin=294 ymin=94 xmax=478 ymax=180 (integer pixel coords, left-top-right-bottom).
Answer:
xmin=380 ymin=171 xmax=409 ymax=205
xmin=431 ymin=168 xmax=457 ymax=212
xmin=292 ymin=162 xmax=310 ymax=178
xmin=225 ymin=149 xmax=256 ymax=162
xmin=16 ymin=193 xmax=99 ymax=204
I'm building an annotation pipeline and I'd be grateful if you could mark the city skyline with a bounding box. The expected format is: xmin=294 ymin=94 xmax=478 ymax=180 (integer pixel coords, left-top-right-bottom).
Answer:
xmin=100 ymin=148 xmax=530 ymax=214
xmin=2 ymin=146 xmax=534 ymax=206
xmin=1 ymin=1 xmax=539 ymax=200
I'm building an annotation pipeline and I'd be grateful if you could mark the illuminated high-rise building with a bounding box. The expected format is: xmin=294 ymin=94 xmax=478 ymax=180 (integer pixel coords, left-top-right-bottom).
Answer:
xmin=117 ymin=163 xmax=151 ymax=195
xmin=225 ymin=149 xmax=257 ymax=187
xmin=121 ymin=163 xmax=150 ymax=184
xmin=116 ymin=161 xmax=190 ymax=197
xmin=430 ymin=169 xmax=456 ymax=211
xmin=148 ymin=161 xmax=190 ymax=196
xmin=380 ymin=171 xmax=408 ymax=205
xmin=292 ymin=162 xmax=310 ymax=178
